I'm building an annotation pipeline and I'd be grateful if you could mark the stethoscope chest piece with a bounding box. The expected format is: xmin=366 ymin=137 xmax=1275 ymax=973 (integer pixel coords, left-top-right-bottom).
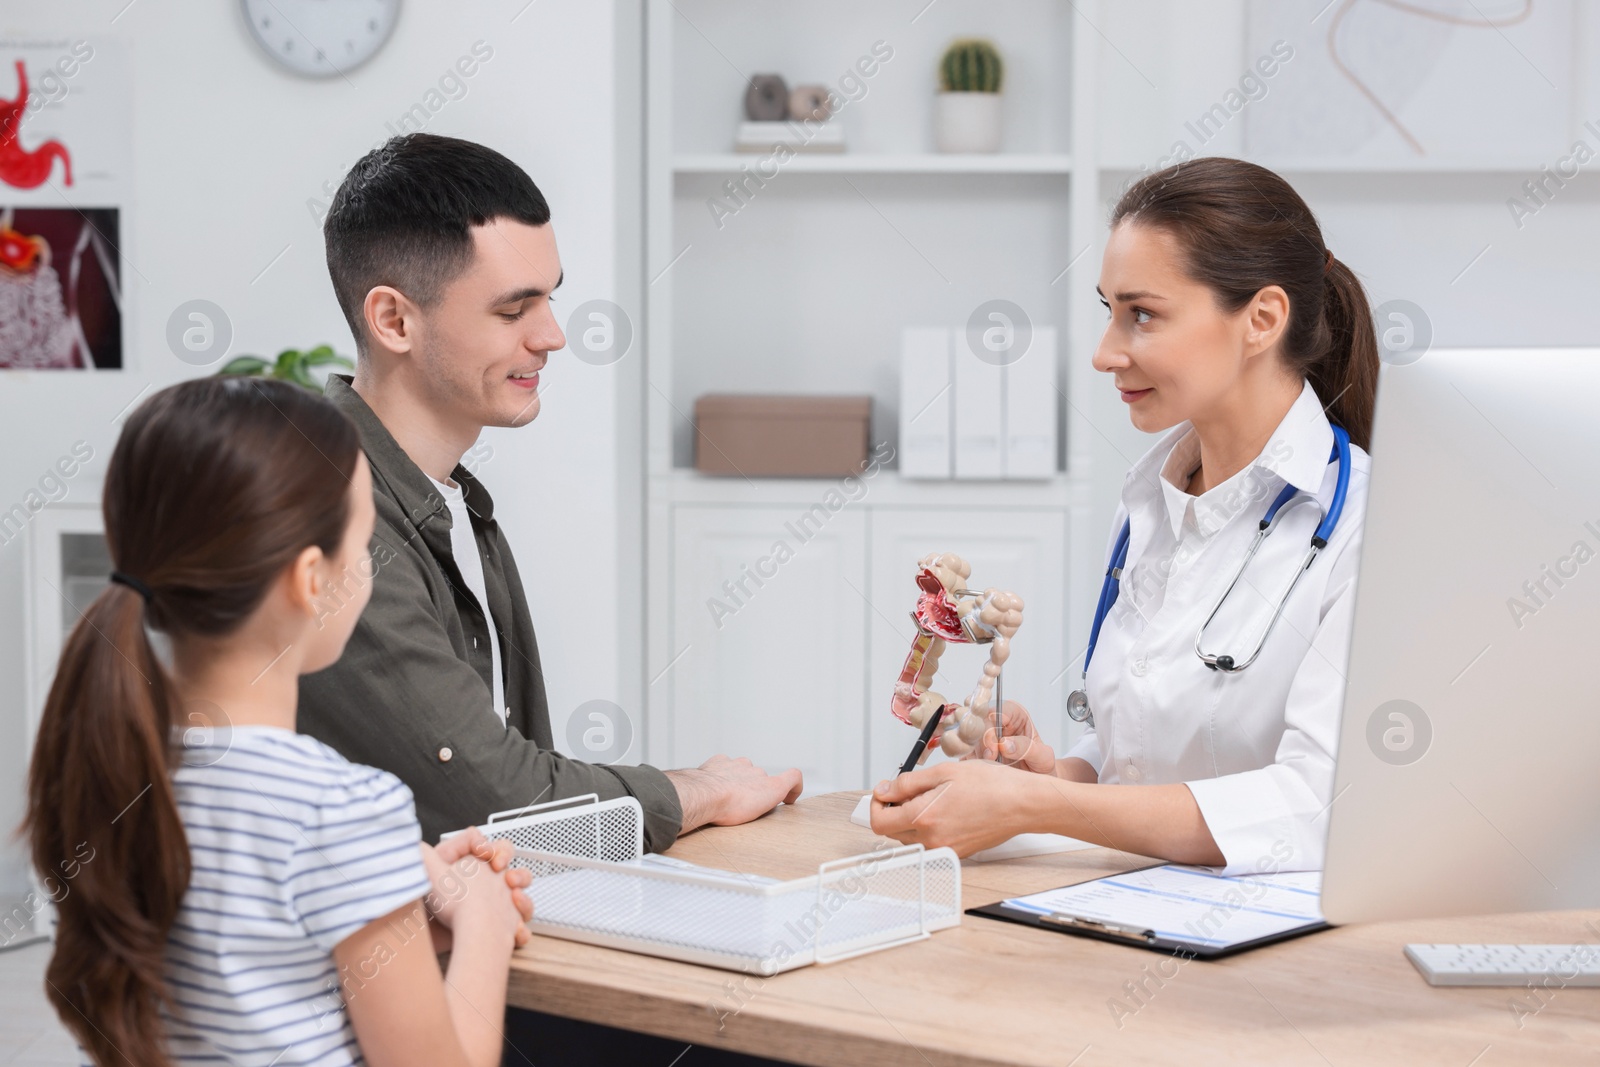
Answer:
xmin=1067 ymin=687 xmax=1092 ymax=727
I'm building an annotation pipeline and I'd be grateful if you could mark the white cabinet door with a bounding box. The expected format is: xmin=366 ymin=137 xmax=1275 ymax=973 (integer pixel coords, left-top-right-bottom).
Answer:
xmin=669 ymin=506 xmax=867 ymax=796
xmin=865 ymin=509 xmax=1068 ymax=780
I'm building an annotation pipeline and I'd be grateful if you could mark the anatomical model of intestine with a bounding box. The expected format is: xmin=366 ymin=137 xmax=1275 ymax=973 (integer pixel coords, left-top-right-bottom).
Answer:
xmin=890 ymin=553 xmax=1024 ymax=759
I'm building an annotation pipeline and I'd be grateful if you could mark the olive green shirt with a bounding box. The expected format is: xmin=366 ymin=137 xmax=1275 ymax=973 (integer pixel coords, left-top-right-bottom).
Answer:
xmin=298 ymin=375 xmax=682 ymax=850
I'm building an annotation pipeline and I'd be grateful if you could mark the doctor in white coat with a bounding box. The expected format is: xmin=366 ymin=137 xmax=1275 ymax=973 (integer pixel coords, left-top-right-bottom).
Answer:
xmin=872 ymin=157 xmax=1379 ymax=874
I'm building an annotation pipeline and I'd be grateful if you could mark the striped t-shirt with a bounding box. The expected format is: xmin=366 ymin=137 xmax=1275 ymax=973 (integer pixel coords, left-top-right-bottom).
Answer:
xmin=159 ymin=725 xmax=432 ymax=1066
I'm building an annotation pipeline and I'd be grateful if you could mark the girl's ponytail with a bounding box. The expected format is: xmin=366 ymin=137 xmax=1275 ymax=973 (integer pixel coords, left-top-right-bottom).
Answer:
xmin=27 ymin=581 xmax=189 ymax=1067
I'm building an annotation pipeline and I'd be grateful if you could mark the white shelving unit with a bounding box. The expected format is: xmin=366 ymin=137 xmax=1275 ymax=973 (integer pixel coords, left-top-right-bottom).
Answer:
xmin=642 ymin=0 xmax=1103 ymax=792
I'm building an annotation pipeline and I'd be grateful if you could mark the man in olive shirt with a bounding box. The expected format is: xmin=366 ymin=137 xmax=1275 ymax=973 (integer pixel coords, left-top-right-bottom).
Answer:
xmin=299 ymin=133 xmax=802 ymax=853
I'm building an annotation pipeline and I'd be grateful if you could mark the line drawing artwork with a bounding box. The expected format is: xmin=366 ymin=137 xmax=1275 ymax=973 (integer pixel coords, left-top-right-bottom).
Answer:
xmin=1325 ymin=0 xmax=1534 ymax=154
xmin=1244 ymin=0 xmax=1565 ymax=160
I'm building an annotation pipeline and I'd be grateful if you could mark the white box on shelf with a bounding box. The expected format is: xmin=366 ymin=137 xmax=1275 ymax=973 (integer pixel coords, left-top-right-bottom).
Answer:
xmin=1004 ymin=325 xmax=1057 ymax=480
xmin=954 ymin=331 xmax=1004 ymax=480
xmin=735 ymin=121 xmax=845 ymax=154
xmin=899 ymin=327 xmax=952 ymax=479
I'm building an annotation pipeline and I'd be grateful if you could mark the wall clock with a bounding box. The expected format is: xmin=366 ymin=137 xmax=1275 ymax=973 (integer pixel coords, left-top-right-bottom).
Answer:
xmin=241 ymin=0 xmax=400 ymax=78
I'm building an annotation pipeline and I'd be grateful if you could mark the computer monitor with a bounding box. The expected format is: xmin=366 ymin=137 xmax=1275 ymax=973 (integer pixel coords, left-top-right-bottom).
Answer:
xmin=1321 ymin=348 xmax=1600 ymax=923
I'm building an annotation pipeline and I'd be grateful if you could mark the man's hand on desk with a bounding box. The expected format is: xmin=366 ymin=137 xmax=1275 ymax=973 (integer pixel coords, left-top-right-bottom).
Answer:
xmin=667 ymin=755 xmax=804 ymax=834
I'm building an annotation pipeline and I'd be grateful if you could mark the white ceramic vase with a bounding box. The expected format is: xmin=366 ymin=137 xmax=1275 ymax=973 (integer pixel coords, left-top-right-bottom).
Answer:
xmin=934 ymin=92 xmax=1003 ymax=153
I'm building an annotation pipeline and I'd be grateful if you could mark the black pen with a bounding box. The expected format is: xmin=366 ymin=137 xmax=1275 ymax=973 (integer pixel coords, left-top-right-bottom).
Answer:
xmin=898 ymin=705 xmax=946 ymax=775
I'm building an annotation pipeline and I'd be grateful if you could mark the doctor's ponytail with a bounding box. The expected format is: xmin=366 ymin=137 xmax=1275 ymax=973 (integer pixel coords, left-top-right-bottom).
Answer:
xmin=1110 ymin=158 xmax=1380 ymax=450
xmin=1318 ymin=254 xmax=1380 ymax=450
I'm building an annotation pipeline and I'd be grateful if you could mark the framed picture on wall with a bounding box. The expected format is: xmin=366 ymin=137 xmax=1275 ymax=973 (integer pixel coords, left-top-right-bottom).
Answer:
xmin=1244 ymin=0 xmax=1577 ymax=165
xmin=0 ymin=35 xmax=129 ymax=372
xmin=0 ymin=206 xmax=121 ymax=369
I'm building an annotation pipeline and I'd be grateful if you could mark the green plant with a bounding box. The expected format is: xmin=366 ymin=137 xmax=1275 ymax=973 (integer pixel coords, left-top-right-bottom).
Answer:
xmin=217 ymin=345 xmax=353 ymax=392
xmin=939 ymin=38 xmax=1003 ymax=94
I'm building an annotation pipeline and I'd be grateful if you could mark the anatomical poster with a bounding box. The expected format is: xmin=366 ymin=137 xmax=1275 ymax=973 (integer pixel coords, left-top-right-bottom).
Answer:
xmin=0 ymin=36 xmax=128 ymax=370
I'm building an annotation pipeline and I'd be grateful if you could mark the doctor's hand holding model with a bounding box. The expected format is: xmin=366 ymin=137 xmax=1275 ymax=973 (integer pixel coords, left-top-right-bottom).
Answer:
xmin=871 ymin=157 xmax=1379 ymax=874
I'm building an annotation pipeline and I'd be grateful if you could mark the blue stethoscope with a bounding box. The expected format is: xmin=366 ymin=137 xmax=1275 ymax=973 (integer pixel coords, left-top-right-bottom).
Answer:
xmin=1066 ymin=426 xmax=1351 ymax=728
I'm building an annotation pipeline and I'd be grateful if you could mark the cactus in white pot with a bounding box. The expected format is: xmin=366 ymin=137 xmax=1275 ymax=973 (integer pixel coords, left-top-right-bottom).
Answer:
xmin=935 ymin=38 xmax=1004 ymax=153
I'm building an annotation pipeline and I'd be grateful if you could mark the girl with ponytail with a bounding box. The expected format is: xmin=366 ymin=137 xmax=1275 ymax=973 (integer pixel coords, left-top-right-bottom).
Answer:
xmin=872 ymin=158 xmax=1380 ymax=876
xmin=26 ymin=377 xmax=532 ymax=1067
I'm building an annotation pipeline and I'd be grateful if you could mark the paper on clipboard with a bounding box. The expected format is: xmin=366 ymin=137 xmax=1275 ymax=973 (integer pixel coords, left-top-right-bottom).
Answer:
xmin=850 ymin=793 xmax=1096 ymax=862
xmin=1001 ymin=866 xmax=1324 ymax=949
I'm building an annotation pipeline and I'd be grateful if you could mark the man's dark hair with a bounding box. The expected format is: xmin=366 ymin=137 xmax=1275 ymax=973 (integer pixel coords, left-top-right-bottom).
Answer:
xmin=323 ymin=133 xmax=551 ymax=353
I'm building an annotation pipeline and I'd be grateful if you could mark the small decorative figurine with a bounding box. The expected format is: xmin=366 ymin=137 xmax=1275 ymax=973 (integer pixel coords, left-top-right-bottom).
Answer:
xmin=743 ymin=74 xmax=790 ymax=121
xmin=787 ymin=84 xmax=831 ymax=124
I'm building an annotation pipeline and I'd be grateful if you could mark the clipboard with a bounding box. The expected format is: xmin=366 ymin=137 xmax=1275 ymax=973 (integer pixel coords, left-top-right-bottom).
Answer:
xmin=967 ymin=863 xmax=1332 ymax=960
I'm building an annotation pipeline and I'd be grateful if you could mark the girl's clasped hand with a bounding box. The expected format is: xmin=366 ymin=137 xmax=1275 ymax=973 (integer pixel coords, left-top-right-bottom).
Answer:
xmin=421 ymin=828 xmax=535 ymax=953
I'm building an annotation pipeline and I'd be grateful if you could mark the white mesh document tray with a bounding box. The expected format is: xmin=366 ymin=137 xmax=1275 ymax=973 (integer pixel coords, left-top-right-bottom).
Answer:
xmin=444 ymin=792 xmax=646 ymax=863
xmin=453 ymin=794 xmax=962 ymax=975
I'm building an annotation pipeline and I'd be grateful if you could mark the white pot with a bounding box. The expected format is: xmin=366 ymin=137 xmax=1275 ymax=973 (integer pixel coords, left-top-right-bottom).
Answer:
xmin=935 ymin=92 xmax=1003 ymax=153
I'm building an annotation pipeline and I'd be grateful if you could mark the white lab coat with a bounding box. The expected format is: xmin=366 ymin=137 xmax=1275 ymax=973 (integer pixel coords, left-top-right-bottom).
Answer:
xmin=1062 ymin=380 xmax=1370 ymax=874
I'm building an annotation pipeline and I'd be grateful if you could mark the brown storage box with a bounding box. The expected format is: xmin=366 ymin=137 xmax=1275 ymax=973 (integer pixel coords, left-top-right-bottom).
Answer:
xmin=694 ymin=394 xmax=871 ymax=477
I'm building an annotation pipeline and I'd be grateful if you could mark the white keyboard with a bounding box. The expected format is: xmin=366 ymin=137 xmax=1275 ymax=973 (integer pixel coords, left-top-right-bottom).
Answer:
xmin=1405 ymin=944 xmax=1600 ymax=987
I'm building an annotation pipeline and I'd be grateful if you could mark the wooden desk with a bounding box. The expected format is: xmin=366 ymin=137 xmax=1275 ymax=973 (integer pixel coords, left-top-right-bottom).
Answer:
xmin=506 ymin=792 xmax=1600 ymax=1066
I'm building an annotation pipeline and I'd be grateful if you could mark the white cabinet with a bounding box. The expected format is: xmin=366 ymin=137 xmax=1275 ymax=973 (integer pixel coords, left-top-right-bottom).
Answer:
xmin=662 ymin=497 xmax=1070 ymax=798
xmin=668 ymin=506 xmax=867 ymax=796
xmin=865 ymin=509 xmax=1068 ymax=780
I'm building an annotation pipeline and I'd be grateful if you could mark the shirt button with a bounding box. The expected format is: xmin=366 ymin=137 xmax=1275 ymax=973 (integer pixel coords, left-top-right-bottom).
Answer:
xmin=1125 ymin=763 xmax=1142 ymax=782
xmin=1131 ymin=658 xmax=1148 ymax=677
xmin=438 ymin=746 xmax=453 ymax=763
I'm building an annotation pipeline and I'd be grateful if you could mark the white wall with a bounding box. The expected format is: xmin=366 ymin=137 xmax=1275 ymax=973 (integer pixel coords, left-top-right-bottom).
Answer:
xmin=0 ymin=1 xmax=637 ymax=895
